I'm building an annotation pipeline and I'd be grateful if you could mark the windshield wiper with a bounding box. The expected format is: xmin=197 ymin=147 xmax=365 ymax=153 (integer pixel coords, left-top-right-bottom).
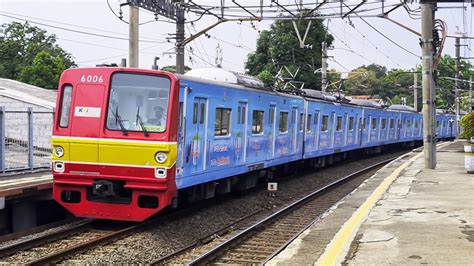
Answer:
xmin=113 ymin=105 xmax=128 ymax=136
xmin=135 ymin=107 xmax=149 ymax=137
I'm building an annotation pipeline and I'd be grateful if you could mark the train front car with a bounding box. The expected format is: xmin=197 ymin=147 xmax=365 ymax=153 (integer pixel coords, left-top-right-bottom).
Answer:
xmin=52 ymin=68 xmax=179 ymax=221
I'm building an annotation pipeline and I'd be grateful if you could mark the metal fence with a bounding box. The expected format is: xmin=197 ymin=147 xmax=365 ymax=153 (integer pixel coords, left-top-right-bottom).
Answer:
xmin=0 ymin=107 xmax=54 ymax=175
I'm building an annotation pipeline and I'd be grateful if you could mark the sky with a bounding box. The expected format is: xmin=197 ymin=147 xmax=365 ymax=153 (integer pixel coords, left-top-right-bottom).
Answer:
xmin=0 ymin=0 xmax=472 ymax=75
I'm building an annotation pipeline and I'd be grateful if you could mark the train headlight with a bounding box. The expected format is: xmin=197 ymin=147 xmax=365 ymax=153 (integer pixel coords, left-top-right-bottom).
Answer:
xmin=155 ymin=152 xmax=167 ymax=164
xmin=54 ymin=146 xmax=64 ymax=158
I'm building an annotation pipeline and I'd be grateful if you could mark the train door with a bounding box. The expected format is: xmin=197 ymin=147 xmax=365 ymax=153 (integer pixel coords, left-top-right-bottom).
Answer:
xmin=267 ymin=104 xmax=276 ymax=160
xmin=314 ymin=110 xmax=320 ymax=151
xmin=291 ymin=107 xmax=298 ymax=153
xmin=236 ymin=102 xmax=248 ymax=164
xmin=330 ymin=111 xmax=336 ymax=148
xmin=186 ymin=97 xmax=208 ymax=173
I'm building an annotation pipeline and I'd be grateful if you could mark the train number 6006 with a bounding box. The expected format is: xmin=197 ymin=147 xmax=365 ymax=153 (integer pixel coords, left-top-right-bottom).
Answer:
xmin=81 ymin=75 xmax=103 ymax=83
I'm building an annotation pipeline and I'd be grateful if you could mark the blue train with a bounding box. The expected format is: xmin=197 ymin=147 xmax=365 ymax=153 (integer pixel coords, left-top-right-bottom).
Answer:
xmin=53 ymin=66 xmax=457 ymax=221
xmin=175 ymin=68 xmax=456 ymax=199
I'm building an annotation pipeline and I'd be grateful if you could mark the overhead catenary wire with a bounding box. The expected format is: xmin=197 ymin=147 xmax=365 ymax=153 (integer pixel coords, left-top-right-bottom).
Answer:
xmin=0 ymin=13 xmax=168 ymax=44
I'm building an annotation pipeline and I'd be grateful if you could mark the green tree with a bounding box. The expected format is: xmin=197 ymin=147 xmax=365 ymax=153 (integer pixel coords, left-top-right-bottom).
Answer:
xmin=161 ymin=65 xmax=192 ymax=73
xmin=18 ymin=51 xmax=67 ymax=89
xmin=0 ymin=22 xmax=74 ymax=88
xmin=246 ymin=18 xmax=333 ymax=90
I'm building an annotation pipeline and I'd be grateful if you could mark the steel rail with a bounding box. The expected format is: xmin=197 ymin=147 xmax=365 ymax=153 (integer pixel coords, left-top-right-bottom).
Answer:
xmin=0 ymin=219 xmax=94 ymax=257
xmin=188 ymin=156 xmax=399 ymax=265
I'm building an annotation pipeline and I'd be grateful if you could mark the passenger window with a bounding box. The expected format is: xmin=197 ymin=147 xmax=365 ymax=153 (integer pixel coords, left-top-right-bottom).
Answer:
xmin=390 ymin=119 xmax=394 ymax=129
xmin=322 ymin=115 xmax=329 ymax=132
xmin=178 ymin=103 xmax=183 ymax=131
xmin=382 ymin=119 xmax=386 ymax=129
xmin=415 ymin=120 xmax=419 ymax=128
xmin=193 ymin=103 xmax=198 ymax=124
xmin=241 ymin=106 xmax=246 ymax=124
xmin=299 ymin=113 xmax=304 ymax=132
xmin=200 ymin=103 xmax=205 ymax=124
xmin=314 ymin=111 xmax=319 ymax=125
xmin=336 ymin=116 xmax=343 ymax=131
xmin=269 ymin=107 xmax=275 ymax=126
xmin=215 ymin=108 xmax=231 ymax=136
xmin=436 ymin=121 xmax=441 ymax=128
xmin=252 ymin=110 xmax=264 ymax=134
xmin=362 ymin=118 xmax=366 ymax=130
xmin=407 ymin=119 xmax=412 ymax=128
xmin=348 ymin=117 xmax=354 ymax=130
xmin=307 ymin=114 xmax=312 ymax=133
xmin=237 ymin=106 xmax=241 ymax=124
xmin=279 ymin=112 xmax=288 ymax=133
xmin=371 ymin=118 xmax=377 ymax=130
xmin=59 ymin=85 xmax=73 ymax=128
xmin=291 ymin=109 xmax=296 ymax=124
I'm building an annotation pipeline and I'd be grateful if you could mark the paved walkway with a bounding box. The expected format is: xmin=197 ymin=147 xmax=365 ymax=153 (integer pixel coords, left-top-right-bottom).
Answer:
xmin=268 ymin=141 xmax=474 ymax=265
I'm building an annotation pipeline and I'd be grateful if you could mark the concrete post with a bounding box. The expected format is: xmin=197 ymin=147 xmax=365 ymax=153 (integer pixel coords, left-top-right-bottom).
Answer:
xmin=321 ymin=41 xmax=328 ymax=92
xmin=414 ymin=73 xmax=418 ymax=111
xmin=470 ymin=76 xmax=473 ymax=112
xmin=455 ymin=37 xmax=461 ymax=134
xmin=175 ymin=0 xmax=185 ymax=74
xmin=129 ymin=5 xmax=139 ymax=68
xmin=421 ymin=3 xmax=436 ymax=169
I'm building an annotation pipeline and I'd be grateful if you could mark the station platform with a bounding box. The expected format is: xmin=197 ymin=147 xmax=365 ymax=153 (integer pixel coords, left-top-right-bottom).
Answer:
xmin=0 ymin=172 xmax=52 ymax=200
xmin=268 ymin=140 xmax=474 ymax=265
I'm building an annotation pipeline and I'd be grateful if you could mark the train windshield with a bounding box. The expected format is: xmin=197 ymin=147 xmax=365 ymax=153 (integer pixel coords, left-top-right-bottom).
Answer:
xmin=107 ymin=73 xmax=171 ymax=134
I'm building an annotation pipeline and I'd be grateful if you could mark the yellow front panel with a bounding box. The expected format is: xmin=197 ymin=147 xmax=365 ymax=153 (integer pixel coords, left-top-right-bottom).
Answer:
xmin=51 ymin=137 xmax=177 ymax=168
xmin=98 ymin=140 xmax=177 ymax=168
xmin=70 ymin=139 xmax=99 ymax=163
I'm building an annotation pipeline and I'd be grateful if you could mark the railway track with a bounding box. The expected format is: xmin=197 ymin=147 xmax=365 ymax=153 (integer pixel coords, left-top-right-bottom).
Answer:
xmin=154 ymin=156 xmax=398 ymax=265
xmin=0 ymin=219 xmax=141 ymax=265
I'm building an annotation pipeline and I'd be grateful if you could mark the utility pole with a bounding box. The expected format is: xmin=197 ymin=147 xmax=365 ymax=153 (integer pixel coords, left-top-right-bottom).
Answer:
xmin=455 ymin=36 xmax=461 ymax=134
xmin=421 ymin=2 xmax=436 ymax=169
xmin=414 ymin=73 xmax=418 ymax=111
xmin=321 ymin=41 xmax=327 ymax=92
xmin=175 ymin=0 xmax=185 ymax=74
xmin=129 ymin=4 xmax=139 ymax=68
xmin=470 ymin=76 xmax=473 ymax=112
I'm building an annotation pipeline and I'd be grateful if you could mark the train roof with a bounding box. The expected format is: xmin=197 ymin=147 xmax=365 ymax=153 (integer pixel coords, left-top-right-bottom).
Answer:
xmin=184 ymin=68 xmax=266 ymax=90
xmin=349 ymin=99 xmax=383 ymax=109
xmin=388 ymin=104 xmax=417 ymax=112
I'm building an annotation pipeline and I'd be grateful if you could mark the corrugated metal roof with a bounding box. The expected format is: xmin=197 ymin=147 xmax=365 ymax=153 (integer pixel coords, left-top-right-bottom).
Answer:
xmin=0 ymin=78 xmax=56 ymax=109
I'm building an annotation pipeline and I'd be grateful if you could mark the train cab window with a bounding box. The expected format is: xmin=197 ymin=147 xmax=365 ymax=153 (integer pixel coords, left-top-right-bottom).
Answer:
xmin=307 ymin=114 xmax=312 ymax=133
xmin=59 ymin=85 xmax=73 ymax=128
xmin=299 ymin=113 xmax=304 ymax=132
xmin=193 ymin=103 xmax=198 ymax=124
xmin=348 ymin=117 xmax=354 ymax=130
xmin=322 ymin=115 xmax=329 ymax=132
xmin=215 ymin=108 xmax=231 ymax=136
xmin=279 ymin=112 xmax=288 ymax=133
xmin=371 ymin=118 xmax=377 ymax=130
xmin=381 ymin=119 xmax=386 ymax=129
xmin=252 ymin=110 xmax=264 ymax=134
xmin=336 ymin=116 xmax=343 ymax=131
xmin=390 ymin=119 xmax=395 ymax=129
xmin=107 ymin=73 xmax=171 ymax=133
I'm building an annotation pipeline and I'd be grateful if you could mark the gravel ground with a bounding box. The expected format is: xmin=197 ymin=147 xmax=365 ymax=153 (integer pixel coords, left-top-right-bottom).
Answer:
xmin=66 ymin=148 xmax=410 ymax=264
